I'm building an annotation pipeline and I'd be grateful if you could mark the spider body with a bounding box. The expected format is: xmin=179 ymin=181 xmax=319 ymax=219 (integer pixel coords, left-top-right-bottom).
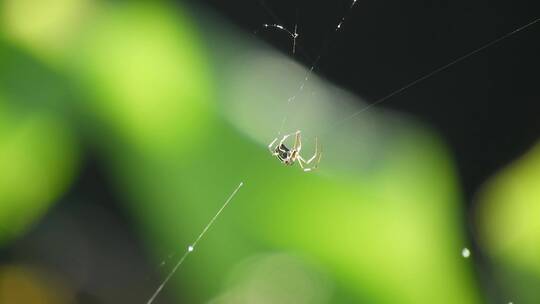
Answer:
xmin=275 ymin=143 xmax=292 ymax=164
xmin=268 ymin=131 xmax=321 ymax=171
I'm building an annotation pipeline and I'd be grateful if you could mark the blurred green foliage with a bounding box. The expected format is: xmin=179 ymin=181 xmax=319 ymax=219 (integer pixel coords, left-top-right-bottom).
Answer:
xmin=0 ymin=102 xmax=78 ymax=243
xmin=0 ymin=40 xmax=79 ymax=244
xmin=478 ymin=142 xmax=540 ymax=303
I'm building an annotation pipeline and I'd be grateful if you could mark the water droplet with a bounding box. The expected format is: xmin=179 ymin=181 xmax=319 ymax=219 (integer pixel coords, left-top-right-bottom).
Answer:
xmin=462 ymin=247 xmax=471 ymax=258
xmin=188 ymin=245 xmax=194 ymax=252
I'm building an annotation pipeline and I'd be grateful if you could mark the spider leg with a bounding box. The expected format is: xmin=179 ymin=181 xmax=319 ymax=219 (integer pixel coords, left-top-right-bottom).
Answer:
xmin=292 ymin=130 xmax=302 ymax=153
xmin=278 ymin=134 xmax=291 ymax=147
xmin=297 ymin=155 xmax=321 ymax=172
xmin=297 ymin=137 xmax=322 ymax=172
xmin=297 ymin=157 xmax=308 ymax=171
xmin=297 ymin=156 xmax=316 ymax=172
xmin=303 ymin=137 xmax=320 ymax=164
xmin=268 ymin=137 xmax=279 ymax=154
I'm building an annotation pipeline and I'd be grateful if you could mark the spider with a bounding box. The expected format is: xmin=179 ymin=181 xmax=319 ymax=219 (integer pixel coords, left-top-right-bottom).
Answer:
xmin=268 ymin=130 xmax=322 ymax=172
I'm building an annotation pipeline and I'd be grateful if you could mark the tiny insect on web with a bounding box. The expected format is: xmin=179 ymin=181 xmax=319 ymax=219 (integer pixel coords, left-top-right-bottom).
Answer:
xmin=258 ymin=23 xmax=299 ymax=54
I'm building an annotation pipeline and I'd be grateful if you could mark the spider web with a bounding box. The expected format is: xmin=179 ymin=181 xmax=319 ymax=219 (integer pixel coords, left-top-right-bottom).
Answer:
xmin=255 ymin=0 xmax=360 ymax=137
xmin=146 ymin=182 xmax=244 ymax=304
